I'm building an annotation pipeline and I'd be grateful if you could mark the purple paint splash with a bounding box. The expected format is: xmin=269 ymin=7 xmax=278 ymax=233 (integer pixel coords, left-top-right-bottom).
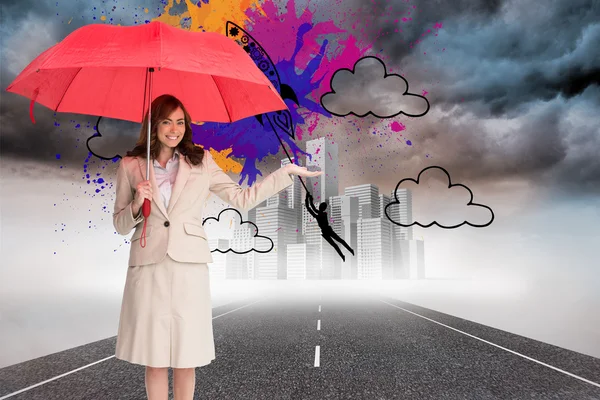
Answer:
xmin=191 ymin=0 xmax=372 ymax=186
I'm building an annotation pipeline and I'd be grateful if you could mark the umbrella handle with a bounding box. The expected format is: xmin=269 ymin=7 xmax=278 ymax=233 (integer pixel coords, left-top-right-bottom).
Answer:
xmin=142 ymin=198 xmax=151 ymax=217
xmin=140 ymin=199 xmax=151 ymax=248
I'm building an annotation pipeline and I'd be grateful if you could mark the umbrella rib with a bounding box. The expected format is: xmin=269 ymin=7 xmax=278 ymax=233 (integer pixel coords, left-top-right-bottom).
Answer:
xmin=210 ymin=75 xmax=232 ymax=122
xmin=54 ymin=67 xmax=83 ymax=113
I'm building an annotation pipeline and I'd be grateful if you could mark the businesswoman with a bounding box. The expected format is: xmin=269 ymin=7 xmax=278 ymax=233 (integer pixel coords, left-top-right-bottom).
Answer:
xmin=113 ymin=94 xmax=321 ymax=400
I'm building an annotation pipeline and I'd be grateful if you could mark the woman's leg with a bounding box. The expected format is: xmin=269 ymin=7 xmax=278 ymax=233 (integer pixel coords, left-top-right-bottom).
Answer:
xmin=145 ymin=366 xmax=168 ymax=400
xmin=173 ymin=368 xmax=196 ymax=400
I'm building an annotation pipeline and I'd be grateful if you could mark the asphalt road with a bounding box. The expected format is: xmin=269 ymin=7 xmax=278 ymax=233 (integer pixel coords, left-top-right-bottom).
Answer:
xmin=1 ymin=293 xmax=599 ymax=399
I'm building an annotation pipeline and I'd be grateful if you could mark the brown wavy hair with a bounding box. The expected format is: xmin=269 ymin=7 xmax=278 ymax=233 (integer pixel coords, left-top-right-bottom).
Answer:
xmin=125 ymin=94 xmax=205 ymax=166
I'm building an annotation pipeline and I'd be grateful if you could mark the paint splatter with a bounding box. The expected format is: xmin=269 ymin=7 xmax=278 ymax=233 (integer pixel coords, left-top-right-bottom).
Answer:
xmin=154 ymin=0 xmax=378 ymax=185
xmin=71 ymin=0 xmax=430 ymax=211
xmin=390 ymin=121 xmax=406 ymax=132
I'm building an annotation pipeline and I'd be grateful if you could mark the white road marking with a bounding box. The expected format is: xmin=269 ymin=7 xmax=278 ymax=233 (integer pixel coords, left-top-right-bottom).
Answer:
xmin=0 ymin=356 xmax=115 ymax=400
xmin=314 ymin=346 xmax=320 ymax=367
xmin=317 ymin=320 xmax=321 ymax=330
xmin=212 ymin=298 xmax=264 ymax=320
xmin=318 ymin=305 xmax=321 ymax=312
xmin=380 ymin=299 xmax=600 ymax=389
xmin=0 ymin=298 xmax=265 ymax=399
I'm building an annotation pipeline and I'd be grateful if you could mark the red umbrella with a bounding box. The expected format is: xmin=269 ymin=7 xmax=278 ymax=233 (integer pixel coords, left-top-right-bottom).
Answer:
xmin=6 ymin=20 xmax=288 ymax=246
xmin=7 ymin=20 xmax=286 ymax=124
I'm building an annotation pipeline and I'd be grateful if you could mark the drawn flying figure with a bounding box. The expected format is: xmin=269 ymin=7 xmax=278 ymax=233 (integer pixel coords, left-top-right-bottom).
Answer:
xmin=305 ymin=192 xmax=355 ymax=262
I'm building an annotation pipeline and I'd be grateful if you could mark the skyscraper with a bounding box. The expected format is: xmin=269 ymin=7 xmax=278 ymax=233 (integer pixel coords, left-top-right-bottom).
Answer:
xmin=344 ymin=184 xmax=379 ymax=219
xmin=339 ymin=195 xmax=359 ymax=279
xmin=255 ymin=204 xmax=297 ymax=279
xmin=329 ymin=195 xmax=343 ymax=236
xmin=299 ymin=137 xmax=342 ymax=279
xmin=409 ymin=239 xmax=425 ymax=279
xmin=388 ymin=188 xmax=413 ymax=240
xmin=280 ymin=158 xmax=303 ymax=209
xmin=305 ymin=137 xmax=339 ymax=204
xmin=356 ymin=218 xmax=393 ymax=279
xmin=378 ymin=194 xmax=391 ymax=219
xmin=385 ymin=188 xmax=425 ymax=279
xmin=247 ymin=200 xmax=267 ymax=226
xmin=280 ymin=157 xmax=303 ymax=242
xmin=286 ymin=242 xmax=322 ymax=280
xmin=230 ymin=226 xmax=256 ymax=279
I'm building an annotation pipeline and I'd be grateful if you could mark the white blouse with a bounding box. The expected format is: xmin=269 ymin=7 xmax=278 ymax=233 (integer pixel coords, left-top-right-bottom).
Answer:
xmin=153 ymin=149 xmax=180 ymax=209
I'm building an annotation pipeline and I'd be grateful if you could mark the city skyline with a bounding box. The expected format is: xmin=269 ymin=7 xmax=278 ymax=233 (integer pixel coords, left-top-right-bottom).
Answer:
xmin=205 ymin=137 xmax=425 ymax=280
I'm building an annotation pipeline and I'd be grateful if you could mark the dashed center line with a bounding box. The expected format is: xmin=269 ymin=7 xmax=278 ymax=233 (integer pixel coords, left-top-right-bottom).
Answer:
xmin=315 ymin=301 xmax=322 ymax=367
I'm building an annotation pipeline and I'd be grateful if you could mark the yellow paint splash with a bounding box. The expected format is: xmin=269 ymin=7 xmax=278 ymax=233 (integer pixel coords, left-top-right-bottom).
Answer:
xmin=153 ymin=0 xmax=265 ymax=32
xmin=100 ymin=15 xmax=107 ymax=21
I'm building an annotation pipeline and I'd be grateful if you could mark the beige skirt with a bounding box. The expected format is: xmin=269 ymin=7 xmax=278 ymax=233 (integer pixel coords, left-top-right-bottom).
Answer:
xmin=115 ymin=254 xmax=215 ymax=368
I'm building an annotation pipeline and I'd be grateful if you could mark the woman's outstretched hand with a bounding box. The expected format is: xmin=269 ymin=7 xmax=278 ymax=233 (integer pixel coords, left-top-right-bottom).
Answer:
xmin=284 ymin=164 xmax=323 ymax=177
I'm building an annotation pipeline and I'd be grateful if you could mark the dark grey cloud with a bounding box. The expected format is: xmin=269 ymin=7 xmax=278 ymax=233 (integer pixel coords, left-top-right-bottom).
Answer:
xmin=335 ymin=84 xmax=600 ymax=195
xmin=0 ymin=0 xmax=157 ymax=170
xmin=320 ymin=0 xmax=600 ymax=193
xmin=346 ymin=0 xmax=600 ymax=116
xmin=0 ymin=93 xmax=138 ymax=172
xmin=342 ymin=0 xmax=504 ymax=61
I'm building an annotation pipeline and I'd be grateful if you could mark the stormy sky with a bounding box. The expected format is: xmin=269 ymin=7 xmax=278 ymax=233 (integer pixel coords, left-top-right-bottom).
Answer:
xmin=1 ymin=0 xmax=599 ymax=195
xmin=331 ymin=0 xmax=600 ymax=195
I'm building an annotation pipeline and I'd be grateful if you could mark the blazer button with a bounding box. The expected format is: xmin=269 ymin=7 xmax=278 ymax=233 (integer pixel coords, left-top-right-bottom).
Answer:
xmin=164 ymin=221 xmax=170 ymax=227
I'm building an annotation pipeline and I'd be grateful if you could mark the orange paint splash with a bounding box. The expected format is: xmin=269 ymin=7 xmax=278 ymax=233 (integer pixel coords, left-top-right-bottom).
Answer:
xmin=194 ymin=143 xmax=243 ymax=173
xmin=153 ymin=0 xmax=265 ymax=33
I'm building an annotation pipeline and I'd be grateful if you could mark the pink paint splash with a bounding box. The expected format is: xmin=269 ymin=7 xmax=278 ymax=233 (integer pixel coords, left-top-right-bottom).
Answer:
xmin=390 ymin=121 xmax=406 ymax=132
xmin=246 ymin=0 xmax=373 ymax=102
xmin=245 ymin=0 xmax=344 ymax=70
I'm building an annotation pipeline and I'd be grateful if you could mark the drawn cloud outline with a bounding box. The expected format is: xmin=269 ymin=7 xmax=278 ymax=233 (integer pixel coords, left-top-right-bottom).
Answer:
xmin=86 ymin=116 xmax=121 ymax=161
xmin=320 ymin=55 xmax=431 ymax=119
xmin=384 ymin=165 xmax=495 ymax=229
xmin=202 ymin=207 xmax=274 ymax=254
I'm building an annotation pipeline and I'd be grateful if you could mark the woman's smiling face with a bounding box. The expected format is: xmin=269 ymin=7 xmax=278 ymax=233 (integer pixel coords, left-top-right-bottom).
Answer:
xmin=157 ymin=107 xmax=185 ymax=150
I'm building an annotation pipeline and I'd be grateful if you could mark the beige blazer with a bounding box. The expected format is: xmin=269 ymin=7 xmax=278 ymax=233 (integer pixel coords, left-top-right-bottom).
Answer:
xmin=113 ymin=150 xmax=293 ymax=266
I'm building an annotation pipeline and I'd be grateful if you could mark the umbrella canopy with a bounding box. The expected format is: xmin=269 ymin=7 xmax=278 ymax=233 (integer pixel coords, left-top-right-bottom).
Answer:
xmin=6 ymin=20 xmax=287 ymax=123
xmin=6 ymin=20 xmax=289 ymax=249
